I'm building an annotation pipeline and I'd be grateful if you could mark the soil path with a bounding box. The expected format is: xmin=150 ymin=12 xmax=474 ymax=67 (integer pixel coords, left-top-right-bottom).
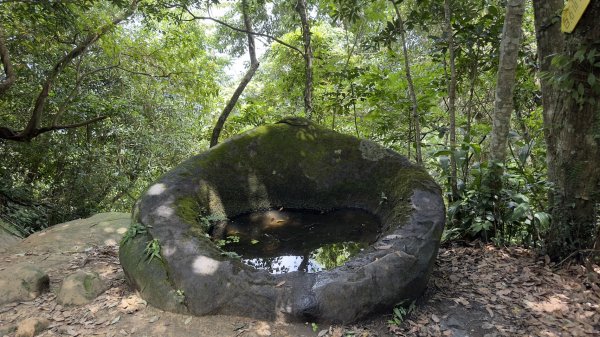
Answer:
xmin=0 ymin=213 xmax=598 ymax=337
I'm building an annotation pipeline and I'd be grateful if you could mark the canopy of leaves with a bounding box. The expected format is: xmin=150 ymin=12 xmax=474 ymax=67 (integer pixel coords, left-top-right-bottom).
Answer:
xmin=0 ymin=0 xmax=595 ymax=261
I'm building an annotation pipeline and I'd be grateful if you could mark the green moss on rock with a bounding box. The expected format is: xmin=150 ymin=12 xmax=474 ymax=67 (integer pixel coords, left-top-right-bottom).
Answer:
xmin=119 ymin=232 xmax=188 ymax=314
xmin=164 ymin=118 xmax=437 ymax=225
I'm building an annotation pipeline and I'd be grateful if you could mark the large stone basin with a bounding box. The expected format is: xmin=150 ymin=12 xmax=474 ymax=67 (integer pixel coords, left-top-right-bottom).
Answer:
xmin=119 ymin=117 xmax=445 ymax=323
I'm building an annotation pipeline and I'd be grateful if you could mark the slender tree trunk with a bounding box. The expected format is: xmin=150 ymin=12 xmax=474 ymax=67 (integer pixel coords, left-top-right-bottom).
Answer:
xmin=533 ymin=0 xmax=563 ymax=198
xmin=487 ymin=0 xmax=526 ymax=189
xmin=0 ymin=28 xmax=16 ymax=95
xmin=392 ymin=1 xmax=422 ymax=164
xmin=295 ymin=0 xmax=313 ymax=119
xmin=342 ymin=22 xmax=362 ymax=137
xmin=210 ymin=0 xmax=259 ymax=147
xmin=463 ymin=58 xmax=478 ymax=183
xmin=444 ymin=0 xmax=458 ymax=200
xmin=534 ymin=0 xmax=600 ymax=261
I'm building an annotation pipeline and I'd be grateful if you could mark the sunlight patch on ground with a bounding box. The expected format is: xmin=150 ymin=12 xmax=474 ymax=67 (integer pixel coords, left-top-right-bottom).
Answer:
xmin=252 ymin=321 xmax=272 ymax=336
xmin=104 ymin=238 xmax=118 ymax=246
xmin=524 ymin=294 xmax=569 ymax=313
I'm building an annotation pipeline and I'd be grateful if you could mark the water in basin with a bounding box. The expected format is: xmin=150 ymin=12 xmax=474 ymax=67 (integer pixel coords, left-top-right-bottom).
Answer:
xmin=216 ymin=208 xmax=381 ymax=274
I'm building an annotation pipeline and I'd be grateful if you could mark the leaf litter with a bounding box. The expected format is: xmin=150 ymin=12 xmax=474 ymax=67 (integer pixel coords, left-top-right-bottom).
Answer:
xmin=319 ymin=244 xmax=599 ymax=337
xmin=381 ymin=244 xmax=600 ymax=337
xmin=0 ymin=242 xmax=598 ymax=337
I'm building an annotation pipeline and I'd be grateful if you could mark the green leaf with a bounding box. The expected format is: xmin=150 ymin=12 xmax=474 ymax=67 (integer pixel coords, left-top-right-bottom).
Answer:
xmin=511 ymin=203 xmax=530 ymax=221
xmin=438 ymin=156 xmax=450 ymax=172
xmin=588 ymin=73 xmax=596 ymax=87
xmin=575 ymin=48 xmax=586 ymax=62
xmin=512 ymin=193 xmax=530 ymax=203
xmin=534 ymin=212 xmax=551 ymax=227
xmin=432 ymin=150 xmax=452 ymax=157
xmin=469 ymin=143 xmax=481 ymax=155
xmin=587 ymin=48 xmax=598 ymax=63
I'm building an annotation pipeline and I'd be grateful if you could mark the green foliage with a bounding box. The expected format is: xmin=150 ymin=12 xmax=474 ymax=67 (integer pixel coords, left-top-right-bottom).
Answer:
xmin=388 ymin=300 xmax=416 ymax=326
xmin=0 ymin=0 xmax=570 ymax=255
xmin=220 ymin=251 xmax=241 ymax=259
xmin=175 ymin=289 xmax=185 ymax=304
xmin=144 ymin=238 xmax=162 ymax=262
xmin=439 ymin=147 xmax=551 ymax=246
xmin=545 ymin=42 xmax=600 ymax=108
xmin=199 ymin=214 xmax=228 ymax=231
xmin=215 ymin=235 xmax=239 ymax=248
xmin=0 ymin=174 xmax=52 ymax=236
xmin=121 ymin=222 xmax=148 ymax=245
xmin=0 ymin=1 xmax=225 ymax=227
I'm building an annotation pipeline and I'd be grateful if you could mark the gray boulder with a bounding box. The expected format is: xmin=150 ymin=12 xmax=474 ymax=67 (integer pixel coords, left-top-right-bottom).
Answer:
xmin=119 ymin=117 xmax=445 ymax=323
xmin=57 ymin=270 xmax=107 ymax=305
xmin=0 ymin=264 xmax=49 ymax=305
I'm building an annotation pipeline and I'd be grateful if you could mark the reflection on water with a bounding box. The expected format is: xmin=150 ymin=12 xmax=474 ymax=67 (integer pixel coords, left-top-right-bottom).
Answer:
xmin=217 ymin=208 xmax=381 ymax=274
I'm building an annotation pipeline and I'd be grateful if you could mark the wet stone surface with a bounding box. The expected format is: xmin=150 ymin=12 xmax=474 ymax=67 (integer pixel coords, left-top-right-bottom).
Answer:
xmin=216 ymin=208 xmax=381 ymax=274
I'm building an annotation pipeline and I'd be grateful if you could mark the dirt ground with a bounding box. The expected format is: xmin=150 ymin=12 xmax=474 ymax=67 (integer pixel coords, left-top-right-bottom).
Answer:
xmin=0 ymin=213 xmax=598 ymax=337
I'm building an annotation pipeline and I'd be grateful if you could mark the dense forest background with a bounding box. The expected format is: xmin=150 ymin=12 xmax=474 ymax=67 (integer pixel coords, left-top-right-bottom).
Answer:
xmin=0 ymin=0 xmax=598 ymax=262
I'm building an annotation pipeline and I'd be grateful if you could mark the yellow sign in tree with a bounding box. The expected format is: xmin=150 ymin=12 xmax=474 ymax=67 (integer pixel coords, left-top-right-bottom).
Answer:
xmin=561 ymin=0 xmax=591 ymax=33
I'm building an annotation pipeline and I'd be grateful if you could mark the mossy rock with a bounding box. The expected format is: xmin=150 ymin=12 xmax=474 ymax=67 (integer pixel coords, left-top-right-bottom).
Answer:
xmin=0 ymin=264 xmax=49 ymax=305
xmin=119 ymin=117 xmax=445 ymax=323
xmin=57 ymin=270 xmax=108 ymax=306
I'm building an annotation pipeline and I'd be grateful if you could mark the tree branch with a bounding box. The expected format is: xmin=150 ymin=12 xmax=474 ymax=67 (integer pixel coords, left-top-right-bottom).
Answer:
xmin=115 ymin=65 xmax=174 ymax=78
xmin=0 ymin=0 xmax=138 ymax=142
xmin=37 ymin=116 xmax=108 ymax=133
xmin=210 ymin=0 xmax=259 ymax=147
xmin=51 ymin=57 xmax=85 ymax=126
xmin=0 ymin=116 xmax=107 ymax=141
xmin=23 ymin=0 xmax=138 ymax=135
xmin=181 ymin=6 xmax=305 ymax=57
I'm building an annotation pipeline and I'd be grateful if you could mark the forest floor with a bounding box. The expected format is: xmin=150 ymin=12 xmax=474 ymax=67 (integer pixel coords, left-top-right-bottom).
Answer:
xmin=0 ymin=213 xmax=598 ymax=337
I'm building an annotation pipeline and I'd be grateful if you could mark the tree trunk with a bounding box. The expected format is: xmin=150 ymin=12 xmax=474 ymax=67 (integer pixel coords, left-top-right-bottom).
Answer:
xmin=535 ymin=1 xmax=600 ymax=261
xmin=391 ymin=1 xmax=422 ymax=165
xmin=462 ymin=58 xmax=478 ymax=183
xmin=295 ymin=0 xmax=314 ymax=120
xmin=210 ymin=0 xmax=259 ymax=147
xmin=444 ymin=0 xmax=458 ymax=200
xmin=533 ymin=0 xmax=564 ymax=200
xmin=487 ymin=0 xmax=526 ymax=189
xmin=0 ymin=28 xmax=16 ymax=95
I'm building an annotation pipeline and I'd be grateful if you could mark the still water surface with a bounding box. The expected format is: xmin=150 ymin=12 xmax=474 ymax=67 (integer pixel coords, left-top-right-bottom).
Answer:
xmin=219 ymin=208 xmax=381 ymax=274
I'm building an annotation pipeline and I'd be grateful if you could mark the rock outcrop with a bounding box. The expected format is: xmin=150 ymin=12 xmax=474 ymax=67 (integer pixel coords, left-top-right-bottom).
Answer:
xmin=0 ymin=264 xmax=49 ymax=305
xmin=57 ymin=270 xmax=107 ymax=305
xmin=119 ymin=117 xmax=445 ymax=323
